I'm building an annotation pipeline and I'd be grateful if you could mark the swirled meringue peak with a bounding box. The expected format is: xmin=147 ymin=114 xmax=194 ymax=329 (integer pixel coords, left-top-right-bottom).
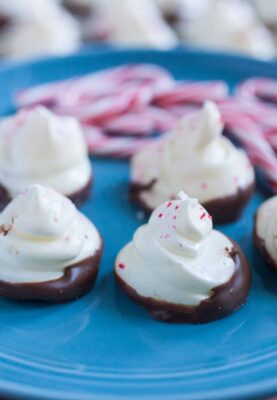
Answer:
xmin=131 ymin=101 xmax=255 ymax=223
xmin=255 ymin=195 xmax=277 ymax=271
xmin=0 ymin=184 xmax=102 ymax=285
xmin=0 ymin=107 xmax=92 ymax=200
xmin=116 ymin=192 xmax=250 ymax=322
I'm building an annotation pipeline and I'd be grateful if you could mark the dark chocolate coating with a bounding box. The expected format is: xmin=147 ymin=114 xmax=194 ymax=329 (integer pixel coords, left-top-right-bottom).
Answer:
xmin=0 ymin=176 xmax=92 ymax=212
xmin=68 ymin=176 xmax=92 ymax=208
xmin=203 ymin=181 xmax=255 ymax=224
xmin=130 ymin=180 xmax=255 ymax=225
xmin=254 ymin=213 xmax=277 ymax=272
xmin=115 ymin=240 xmax=251 ymax=324
xmin=0 ymin=14 xmax=11 ymax=32
xmin=0 ymin=244 xmax=103 ymax=303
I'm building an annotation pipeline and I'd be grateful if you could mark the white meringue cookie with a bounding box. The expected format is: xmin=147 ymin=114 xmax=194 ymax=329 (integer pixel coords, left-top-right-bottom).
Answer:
xmin=0 ymin=184 xmax=101 ymax=283
xmin=0 ymin=107 xmax=92 ymax=198
xmin=131 ymin=101 xmax=255 ymax=211
xmin=255 ymin=195 xmax=277 ymax=266
xmin=101 ymin=0 xmax=178 ymax=48
xmin=0 ymin=0 xmax=80 ymax=58
xmin=116 ymin=192 xmax=235 ymax=306
xmin=179 ymin=0 xmax=275 ymax=59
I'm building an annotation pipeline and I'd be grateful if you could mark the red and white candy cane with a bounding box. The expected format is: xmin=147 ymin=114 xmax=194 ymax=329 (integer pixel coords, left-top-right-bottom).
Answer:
xmin=236 ymin=78 xmax=277 ymax=104
xmin=154 ymin=81 xmax=228 ymax=107
xmin=221 ymin=109 xmax=277 ymax=191
xmin=14 ymin=64 xmax=277 ymax=192
xmin=102 ymin=107 xmax=176 ymax=135
xmin=15 ymin=64 xmax=228 ymax=154
xmin=16 ymin=64 xmax=174 ymax=109
xmin=83 ymin=125 xmax=155 ymax=158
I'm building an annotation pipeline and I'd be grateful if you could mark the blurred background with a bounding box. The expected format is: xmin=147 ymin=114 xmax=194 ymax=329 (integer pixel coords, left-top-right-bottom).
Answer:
xmin=0 ymin=0 xmax=277 ymax=60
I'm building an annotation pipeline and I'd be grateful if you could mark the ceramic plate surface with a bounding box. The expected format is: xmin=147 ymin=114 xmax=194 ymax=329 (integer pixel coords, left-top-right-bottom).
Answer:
xmin=0 ymin=49 xmax=276 ymax=400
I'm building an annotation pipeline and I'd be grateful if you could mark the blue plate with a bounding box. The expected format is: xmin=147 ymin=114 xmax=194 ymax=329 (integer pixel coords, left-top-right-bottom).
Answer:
xmin=0 ymin=49 xmax=276 ymax=400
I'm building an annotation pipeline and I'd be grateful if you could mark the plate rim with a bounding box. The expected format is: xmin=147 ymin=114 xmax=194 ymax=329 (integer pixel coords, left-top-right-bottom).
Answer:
xmin=0 ymin=47 xmax=277 ymax=400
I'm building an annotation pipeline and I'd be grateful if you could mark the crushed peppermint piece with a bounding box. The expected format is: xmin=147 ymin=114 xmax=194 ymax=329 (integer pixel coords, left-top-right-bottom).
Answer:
xmin=158 ymin=213 xmax=163 ymax=218
xmin=200 ymin=212 xmax=206 ymax=220
xmin=167 ymin=202 xmax=172 ymax=208
xmin=119 ymin=263 xmax=125 ymax=269
xmin=173 ymin=215 xmax=177 ymax=220
xmin=201 ymin=183 xmax=208 ymax=189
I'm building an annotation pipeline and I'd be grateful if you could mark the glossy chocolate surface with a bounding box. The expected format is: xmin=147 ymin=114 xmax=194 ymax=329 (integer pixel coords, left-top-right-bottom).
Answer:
xmin=115 ymin=240 xmax=251 ymax=324
xmin=130 ymin=180 xmax=255 ymax=224
xmin=203 ymin=181 xmax=255 ymax=224
xmin=0 ymin=244 xmax=103 ymax=303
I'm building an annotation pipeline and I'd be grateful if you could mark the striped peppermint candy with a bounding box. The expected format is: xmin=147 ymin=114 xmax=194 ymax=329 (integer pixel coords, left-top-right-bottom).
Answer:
xmin=13 ymin=64 xmax=277 ymax=192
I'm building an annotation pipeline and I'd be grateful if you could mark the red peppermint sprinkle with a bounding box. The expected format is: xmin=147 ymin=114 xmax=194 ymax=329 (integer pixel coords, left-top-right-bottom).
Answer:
xmin=200 ymin=212 xmax=206 ymax=220
xmin=200 ymin=182 xmax=208 ymax=189
xmin=173 ymin=215 xmax=177 ymax=220
xmin=165 ymin=233 xmax=170 ymax=239
xmin=119 ymin=263 xmax=125 ymax=269
xmin=175 ymin=205 xmax=179 ymax=210
xmin=167 ymin=201 xmax=172 ymax=208
xmin=158 ymin=213 xmax=163 ymax=218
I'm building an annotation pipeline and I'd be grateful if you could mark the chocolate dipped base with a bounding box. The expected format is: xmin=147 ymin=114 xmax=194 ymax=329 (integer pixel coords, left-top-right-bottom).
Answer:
xmin=115 ymin=241 xmax=251 ymax=324
xmin=68 ymin=176 xmax=93 ymax=208
xmin=254 ymin=214 xmax=277 ymax=272
xmin=0 ymin=244 xmax=103 ymax=303
xmin=202 ymin=181 xmax=255 ymax=224
xmin=0 ymin=176 xmax=93 ymax=212
xmin=130 ymin=180 xmax=255 ymax=225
